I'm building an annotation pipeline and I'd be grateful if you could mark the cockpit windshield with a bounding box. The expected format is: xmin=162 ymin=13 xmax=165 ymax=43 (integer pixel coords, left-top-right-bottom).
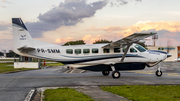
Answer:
xmin=135 ymin=44 xmax=146 ymax=52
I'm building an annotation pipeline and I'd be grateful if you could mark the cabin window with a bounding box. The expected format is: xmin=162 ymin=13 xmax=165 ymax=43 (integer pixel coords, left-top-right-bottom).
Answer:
xmin=114 ymin=48 xmax=120 ymax=53
xmin=75 ymin=49 xmax=81 ymax=54
xmin=92 ymin=48 xmax=98 ymax=53
xmin=135 ymin=45 xmax=146 ymax=52
xmin=83 ymin=49 xmax=90 ymax=54
xmin=130 ymin=48 xmax=137 ymax=53
xmin=66 ymin=49 xmax=73 ymax=54
xmin=103 ymin=48 xmax=110 ymax=53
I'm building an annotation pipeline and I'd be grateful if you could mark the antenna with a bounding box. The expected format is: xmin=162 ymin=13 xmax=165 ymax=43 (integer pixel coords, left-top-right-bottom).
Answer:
xmin=152 ymin=35 xmax=158 ymax=46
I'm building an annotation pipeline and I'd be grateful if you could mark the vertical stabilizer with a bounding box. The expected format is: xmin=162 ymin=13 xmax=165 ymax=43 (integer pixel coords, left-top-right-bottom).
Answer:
xmin=12 ymin=18 xmax=34 ymax=51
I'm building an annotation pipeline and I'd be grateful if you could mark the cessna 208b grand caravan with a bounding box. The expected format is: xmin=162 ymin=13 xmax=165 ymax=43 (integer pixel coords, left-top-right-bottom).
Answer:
xmin=12 ymin=18 xmax=171 ymax=79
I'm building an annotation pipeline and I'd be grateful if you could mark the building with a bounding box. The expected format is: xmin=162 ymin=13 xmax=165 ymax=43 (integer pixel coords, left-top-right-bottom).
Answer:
xmin=14 ymin=56 xmax=41 ymax=69
xmin=147 ymin=46 xmax=180 ymax=61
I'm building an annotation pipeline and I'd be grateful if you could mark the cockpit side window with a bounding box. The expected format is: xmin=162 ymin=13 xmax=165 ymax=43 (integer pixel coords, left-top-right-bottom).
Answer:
xmin=123 ymin=47 xmax=127 ymax=52
xmin=135 ymin=44 xmax=146 ymax=52
xmin=130 ymin=48 xmax=137 ymax=53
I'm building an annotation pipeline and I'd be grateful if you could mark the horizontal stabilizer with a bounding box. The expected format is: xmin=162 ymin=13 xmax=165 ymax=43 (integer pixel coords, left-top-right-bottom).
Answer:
xmin=17 ymin=45 xmax=35 ymax=51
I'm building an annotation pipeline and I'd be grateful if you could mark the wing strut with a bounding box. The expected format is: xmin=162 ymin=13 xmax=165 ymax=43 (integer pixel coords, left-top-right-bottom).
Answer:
xmin=120 ymin=43 xmax=132 ymax=62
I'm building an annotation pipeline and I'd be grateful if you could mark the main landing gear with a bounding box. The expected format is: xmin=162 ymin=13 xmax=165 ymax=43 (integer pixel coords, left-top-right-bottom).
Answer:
xmin=102 ymin=70 xmax=121 ymax=78
xmin=102 ymin=71 xmax=110 ymax=76
xmin=102 ymin=64 xmax=121 ymax=79
xmin=112 ymin=71 xmax=121 ymax=78
xmin=155 ymin=63 xmax=162 ymax=77
xmin=111 ymin=65 xmax=121 ymax=78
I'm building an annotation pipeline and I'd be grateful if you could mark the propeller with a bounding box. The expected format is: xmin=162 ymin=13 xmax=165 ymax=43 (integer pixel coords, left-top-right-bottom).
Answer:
xmin=167 ymin=39 xmax=171 ymax=53
xmin=165 ymin=39 xmax=173 ymax=71
xmin=166 ymin=39 xmax=172 ymax=58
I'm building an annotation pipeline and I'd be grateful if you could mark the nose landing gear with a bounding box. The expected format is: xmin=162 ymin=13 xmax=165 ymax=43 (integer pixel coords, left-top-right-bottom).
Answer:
xmin=156 ymin=63 xmax=162 ymax=77
xmin=156 ymin=70 xmax=162 ymax=77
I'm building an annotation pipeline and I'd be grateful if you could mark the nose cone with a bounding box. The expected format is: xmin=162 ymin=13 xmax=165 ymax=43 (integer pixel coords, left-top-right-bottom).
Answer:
xmin=167 ymin=53 xmax=172 ymax=58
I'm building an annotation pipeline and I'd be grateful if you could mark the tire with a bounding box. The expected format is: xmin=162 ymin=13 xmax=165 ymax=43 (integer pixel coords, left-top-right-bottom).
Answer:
xmin=156 ymin=70 xmax=162 ymax=77
xmin=102 ymin=71 xmax=110 ymax=76
xmin=112 ymin=71 xmax=121 ymax=79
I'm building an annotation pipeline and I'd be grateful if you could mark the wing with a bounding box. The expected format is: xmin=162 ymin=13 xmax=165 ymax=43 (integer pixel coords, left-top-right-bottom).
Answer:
xmin=102 ymin=32 xmax=156 ymax=48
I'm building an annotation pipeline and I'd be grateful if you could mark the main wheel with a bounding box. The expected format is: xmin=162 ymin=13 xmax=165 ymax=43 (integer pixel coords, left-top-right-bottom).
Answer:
xmin=112 ymin=71 xmax=121 ymax=79
xmin=156 ymin=70 xmax=162 ymax=77
xmin=102 ymin=71 xmax=110 ymax=76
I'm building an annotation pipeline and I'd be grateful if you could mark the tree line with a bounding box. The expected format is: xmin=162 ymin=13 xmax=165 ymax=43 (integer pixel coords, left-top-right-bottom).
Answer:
xmin=63 ymin=39 xmax=112 ymax=46
xmin=0 ymin=51 xmax=19 ymax=57
xmin=62 ymin=39 xmax=146 ymax=48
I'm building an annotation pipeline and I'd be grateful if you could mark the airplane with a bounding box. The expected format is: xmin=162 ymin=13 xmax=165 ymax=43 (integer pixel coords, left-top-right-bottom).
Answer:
xmin=12 ymin=18 xmax=172 ymax=79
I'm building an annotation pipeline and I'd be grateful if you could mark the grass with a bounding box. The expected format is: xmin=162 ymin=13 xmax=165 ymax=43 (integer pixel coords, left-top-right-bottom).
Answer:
xmin=45 ymin=62 xmax=64 ymax=66
xmin=101 ymin=85 xmax=180 ymax=101
xmin=0 ymin=59 xmax=14 ymax=61
xmin=43 ymin=88 xmax=94 ymax=101
xmin=0 ymin=63 xmax=36 ymax=73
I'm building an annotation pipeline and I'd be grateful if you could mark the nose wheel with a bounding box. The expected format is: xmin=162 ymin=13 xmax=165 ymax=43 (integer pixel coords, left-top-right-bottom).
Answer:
xmin=156 ymin=63 xmax=162 ymax=77
xmin=156 ymin=70 xmax=162 ymax=77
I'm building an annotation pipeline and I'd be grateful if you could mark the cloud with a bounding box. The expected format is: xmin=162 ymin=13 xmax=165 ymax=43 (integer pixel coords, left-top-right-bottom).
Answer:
xmin=82 ymin=34 xmax=123 ymax=44
xmin=55 ymin=37 xmax=74 ymax=44
xmin=110 ymin=0 xmax=142 ymax=7
xmin=135 ymin=0 xmax=142 ymax=1
xmin=85 ymin=21 xmax=180 ymax=46
xmin=130 ymin=21 xmax=180 ymax=46
xmin=54 ymin=33 xmax=123 ymax=45
xmin=87 ymin=26 xmax=126 ymax=33
xmin=1 ymin=0 xmax=11 ymax=3
xmin=82 ymin=34 xmax=102 ymax=44
xmin=1 ymin=5 xmax=6 ymax=8
xmin=117 ymin=0 xmax=128 ymax=5
xmin=25 ymin=0 xmax=107 ymax=38
xmin=0 ymin=39 xmax=13 ymax=50
xmin=162 ymin=11 xmax=180 ymax=15
xmin=0 ymin=22 xmax=10 ymax=31
xmin=154 ymin=37 xmax=180 ymax=47
xmin=118 ymin=21 xmax=180 ymax=37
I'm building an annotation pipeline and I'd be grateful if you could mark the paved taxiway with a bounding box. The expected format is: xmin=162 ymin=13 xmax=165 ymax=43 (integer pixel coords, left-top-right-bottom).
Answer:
xmin=0 ymin=62 xmax=180 ymax=101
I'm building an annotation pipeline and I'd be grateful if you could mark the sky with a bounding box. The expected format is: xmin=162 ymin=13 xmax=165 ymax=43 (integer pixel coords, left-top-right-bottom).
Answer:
xmin=1 ymin=0 xmax=180 ymax=50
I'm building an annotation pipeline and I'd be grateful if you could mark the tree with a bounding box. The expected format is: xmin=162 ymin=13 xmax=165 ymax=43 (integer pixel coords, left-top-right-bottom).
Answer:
xmin=93 ymin=39 xmax=112 ymax=44
xmin=6 ymin=52 xmax=19 ymax=57
xmin=0 ymin=52 xmax=3 ymax=56
xmin=63 ymin=40 xmax=85 ymax=46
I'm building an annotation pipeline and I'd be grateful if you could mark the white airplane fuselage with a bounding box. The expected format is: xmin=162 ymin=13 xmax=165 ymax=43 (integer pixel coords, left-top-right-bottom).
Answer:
xmin=14 ymin=43 xmax=167 ymax=66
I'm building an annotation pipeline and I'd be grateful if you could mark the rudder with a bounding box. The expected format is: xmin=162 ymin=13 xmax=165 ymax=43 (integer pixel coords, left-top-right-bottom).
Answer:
xmin=12 ymin=18 xmax=34 ymax=52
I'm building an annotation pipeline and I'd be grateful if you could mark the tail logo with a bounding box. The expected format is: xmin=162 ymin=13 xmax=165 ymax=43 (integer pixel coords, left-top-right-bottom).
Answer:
xmin=20 ymin=35 xmax=26 ymax=40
